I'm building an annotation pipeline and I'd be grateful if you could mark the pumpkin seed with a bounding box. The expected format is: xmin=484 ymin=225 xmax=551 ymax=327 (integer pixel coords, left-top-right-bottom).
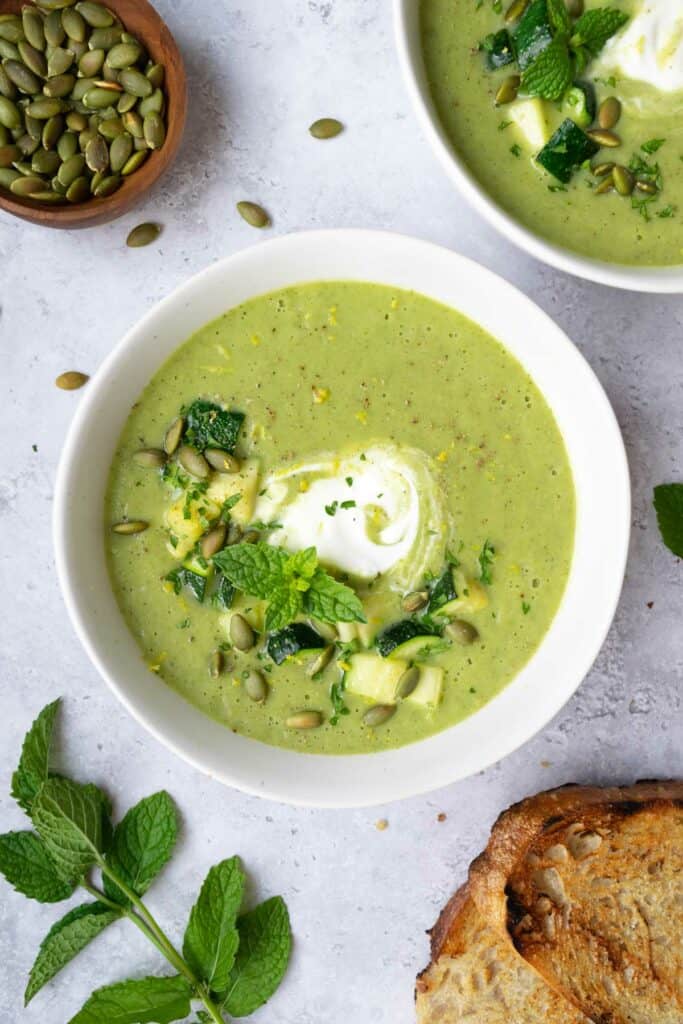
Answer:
xmin=41 ymin=112 xmax=63 ymax=148
xmin=32 ymin=147 xmax=60 ymax=174
xmin=119 ymin=66 xmax=152 ymax=98
xmin=5 ymin=59 xmax=40 ymax=94
xmin=0 ymin=166 xmax=20 ymax=187
xmin=163 ymin=416 xmax=184 ymax=455
xmin=236 ymin=200 xmax=270 ymax=228
xmin=594 ymin=175 xmax=614 ymax=195
xmin=84 ymin=132 xmax=108 ymax=171
xmin=0 ymin=143 xmax=20 ymax=167
xmin=51 ymin=175 xmax=67 ymax=195
xmin=122 ymin=109 xmax=143 ymax=137
xmin=78 ymin=46 xmax=104 ymax=77
xmin=22 ymin=8 xmax=46 ymax=51
xmin=205 ymin=448 xmax=240 ymax=473
xmin=25 ymin=112 xmax=42 ymax=139
xmin=13 ymin=160 xmax=35 ymax=175
xmin=209 ymin=649 xmax=224 ymax=679
xmin=307 ymin=645 xmax=335 ymax=677
xmin=93 ymin=78 xmax=122 ymax=92
xmin=56 ymin=129 xmax=77 ymax=159
xmin=592 ymin=161 xmax=614 ymax=178
xmin=138 ymin=87 xmax=163 ymax=117
xmin=612 ymin=164 xmax=634 ymax=197
xmin=10 ymin=173 xmax=45 ymax=195
xmin=89 ymin=167 xmax=103 ymax=191
xmin=70 ymin=75 xmax=96 ymax=100
xmin=17 ymin=132 xmax=40 ymax=156
xmin=0 ymin=96 xmax=22 ymax=129
xmin=44 ymin=11 xmax=65 ymax=47
xmin=227 ymin=522 xmax=243 ymax=545
xmin=362 ymin=704 xmax=396 ymax=727
xmin=177 ymin=445 xmax=209 ymax=479
xmin=66 ymin=110 xmax=87 ymax=131
xmin=18 ymin=39 xmax=47 ymax=77
xmin=44 ymin=72 xmax=77 ymax=97
xmin=598 ymin=96 xmax=621 ymax=130
xmin=0 ymin=63 xmax=15 ymax=99
xmin=85 ymin=87 xmax=117 ymax=112
xmin=445 ymin=619 xmax=479 ymax=645
xmin=46 ymin=45 xmax=73 ymax=76
xmin=65 ymin=173 xmax=88 ymax=201
xmin=143 ymin=111 xmax=164 ymax=148
xmin=309 ymin=117 xmax=343 ymax=139
xmin=146 ymin=63 xmax=164 ymax=88
xmin=112 ymin=519 xmax=148 ymax=535
xmin=87 ymin=26 xmax=121 ymax=50
xmin=242 ymin=530 xmax=260 ymax=544
xmin=586 ymin=128 xmax=620 ymax=148
xmin=396 ymin=665 xmax=420 ymax=699
xmin=109 ymin=130 xmax=132 ymax=170
xmin=244 ymin=670 xmax=268 ymax=703
xmin=286 ymin=710 xmax=322 ymax=730
xmin=132 ymin=448 xmax=166 ymax=469
xmin=0 ymin=19 xmax=25 ymax=44
xmin=55 ymin=151 xmax=81 ymax=184
xmin=200 ymin=524 xmax=227 ymax=560
xmin=106 ymin=41 xmax=141 ymax=68
xmin=495 ymin=74 xmax=520 ymax=105
xmin=55 ymin=369 xmax=88 ymax=389
xmin=230 ymin=613 xmax=254 ymax=652
xmin=33 ymin=189 xmax=67 ymax=203
xmin=92 ymin=170 xmax=119 ymax=195
xmin=504 ymin=0 xmax=528 ymax=22
xmin=76 ymin=2 xmax=114 ymax=28
xmin=402 ymin=590 xmax=428 ymax=613
xmin=62 ymin=7 xmax=86 ymax=43
xmin=26 ymin=97 xmax=66 ymax=118
xmin=36 ymin=0 xmax=78 ymax=10
xmin=116 ymin=91 xmax=136 ymax=113
xmin=0 ymin=39 xmax=20 ymax=61
xmin=98 ymin=117 xmax=125 ymax=139
xmin=123 ymin=221 xmax=159 ymax=249
xmin=635 ymin=179 xmax=658 ymax=195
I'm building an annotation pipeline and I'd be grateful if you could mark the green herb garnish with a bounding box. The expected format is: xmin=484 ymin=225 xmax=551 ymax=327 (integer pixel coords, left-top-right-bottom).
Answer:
xmin=184 ymin=399 xmax=244 ymax=454
xmin=478 ymin=539 xmax=496 ymax=585
xmin=641 ymin=138 xmax=666 ymax=155
xmin=653 ymin=483 xmax=683 ymax=558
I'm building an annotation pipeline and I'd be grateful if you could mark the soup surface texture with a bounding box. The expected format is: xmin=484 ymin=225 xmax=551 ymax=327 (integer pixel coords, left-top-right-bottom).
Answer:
xmin=421 ymin=0 xmax=683 ymax=266
xmin=106 ymin=281 xmax=575 ymax=755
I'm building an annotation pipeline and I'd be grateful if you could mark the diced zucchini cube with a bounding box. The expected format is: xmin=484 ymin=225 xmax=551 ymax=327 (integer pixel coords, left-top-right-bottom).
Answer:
xmin=206 ymin=458 xmax=260 ymax=525
xmin=345 ymin=653 xmax=408 ymax=704
xmin=508 ymin=98 xmax=553 ymax=151
xmin=407 ymin=666 xmax=444 ymax=708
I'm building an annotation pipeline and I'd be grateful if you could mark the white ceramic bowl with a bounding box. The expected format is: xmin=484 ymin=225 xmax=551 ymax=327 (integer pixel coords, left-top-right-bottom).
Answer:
xmin=394 ymin=0 xmax=683 ymax=293
xmin=54 ymin=230 xmax=630 ymax=807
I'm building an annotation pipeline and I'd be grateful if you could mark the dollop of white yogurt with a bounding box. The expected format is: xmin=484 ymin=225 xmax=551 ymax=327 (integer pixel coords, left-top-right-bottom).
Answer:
xmin=598 ymin=2 xmax=683 ymax=93
xmin=253 ymin=444 xmax=448 ymax=588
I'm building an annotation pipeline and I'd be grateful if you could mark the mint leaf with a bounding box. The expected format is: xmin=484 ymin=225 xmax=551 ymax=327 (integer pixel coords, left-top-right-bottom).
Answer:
xmin=183 ymin=856 xmax=245 ymax=994
xmin=546 ymin=0 xmax=570 ymax=34
xmin=213 ymin=543 xmax=289 ymax=599
xmin=521 ymin=35 xmax=572 ymax=99
xmin=0 ymin=831 xmax=74 ymax=903
xmin=68 ymin=976 xmax=193 ymax=1024
xmin=11 ymin=699 xmax=60 ymax=814
xmin=305 ymin=569 xmax=366 ymax=624
xmin=654 ymin=483 xmax=683 ymax=558
xmin=286 ymin=546 xmax=318 ymax=580
xmin=571 ymin=8 xmax=628 ymax=56
xmin=103 ymin=792 xmax=178 ymax=906
xmin=264 ymin=585 xmax=303 ymax=632
xmin=32 ymin=777 xmax=109 ymax=882
xmin=25 ymin=902 xmax=120 ymax=1004
xmin=221 ymin=896 xmax=292 ymax=1017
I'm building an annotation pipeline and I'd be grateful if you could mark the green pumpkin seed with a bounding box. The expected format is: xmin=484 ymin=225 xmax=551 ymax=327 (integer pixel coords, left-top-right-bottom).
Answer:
xmin=504 ymin=0 xmax=528 ymax=21
xmin=112 ymin=519 xmax=148 ymax=535
xmin=51 ymin=174 xmax=67 ymax=194
xmin=146 ymin=63 xmax=164 ymax=88
xmin=43 ymin=71 xmax=76 ymax=97
xmin=143 ymin=111 xmax=164 ymax=148
xmin=108 ymin=130 xmax=132 ymax=170
xmin=0 ymin=143 xmax=20 ymax=167
xmin=57 ymin=151 xmax=84 ymax=185
xmin=55 ymin=369 xmax=88 ymax=389
xmin=44 ymin=10 xmax=65 ymax=47
xmin=230 ymin=613 xmax=254 ymax=652
xmin=41 ymin=112 xmax=64 ymax=148
xmin=495 ymin=74 xmax=520 ymax=105
xmin=402 ymin=590 xmax=428 ymax=613
xmin=286 ymin=710 xmax=322 ymax=730
xmin=46 ymin=44 xmax=74 ymax=76
xmin=133 ymin=448 xmax=166 ymax=468
xmin=122 ymin=109 xmax=143 ymax=137
xmin=76 ymin=2 xmax=114 ymax=28
xmin=307 ymin=645 xmax=335 ymax=677
xmin=244 ymin=670 xmax=268 ymax=703
xmin=209 ymin=649 xmax=224 ymax=679
xmin=138 ymin=87 xmax=163 ymax=117
xmin=594 ymin=175 xmax=614 ymax=195
xmin=0 ymin=166 xmax=20 ymax=187
xmin=236 ymin=200 xmax=270 ymax=228
xmin=89 ymin=167 xmax=103 ymax=191
xmin=119 ymin=66 xmax=152 ymax=97
xmin=61 ymin=7 xmax=86 ymax=42
xmin=0 ymin=39 xmax=20 ymax=61
xmin=177 ymin=445 xmax=210 ymax=479
xmin=309 ymin=117 xmax=343 ymax=139
xmin=362 ymin=704 xmax=396 ymax=727
xmin=200 ymin=523 xmax=227 ymax=559
xmin=396 ymin=665 xmax=420 ymax=699
xmin=71 ymin=76 xmax=97 ymax=100
xmin=92 ymin=170 xmax=119 ymax=195
xmin=98 ymin=116 xmax=125 ymax=138
xmin=26 ymin=97 xmax=66 ymax=118
xmin=100 ymin=60 xmax=120 ymax=83
xmin=164 ymin=417 xmax=184 ymax=455
xmin=25 ymin=112 xmax=42 ymax=139
xmin=78 ymin=127 xmax=95 ymax=150
xmin=586 ymin=128 xmax=620 ymax=148
xmin=84 ymin=132 xmax=108 ymax=170
xmin=0 ymin=63 xmax=15 ymax=100
xmin=126 ymin=221 xmax=160 ymax=247
xmin=4 ymin=59 xmax=40 ymax=94
xmin=0 ymin=124 xmax=9 ymax=145
xmin=0 ymin=96 xmax=22 ymax=129
xmin=57 ymin=129 xmax=78 ymax=159
xmin=65 ymin=172 xmax=88 ymax=201
xmin=66 ymin=110 xmax=87 ymax=130
xmin=93 ymin=77 xmax=122 ymax=92
xmin=227 ymin=523 xmax=243 ymax=546
xmin=445 ymin=619 xmax=479 ymax=645
xmin=133 ymin=135 xmax=148 ymax=151
xmin=87 ymin=26 xmax=121 ymax=50
xmin=79 ymin=48 xmax=105 ymax=77
xmin=598 ymin=96 xmax=621 ymax=130
xmin=0 ymin=19 xmax=25 ymax=45
xmin=22 ymin=8 xmax=46 ymax=50
xmin=205 ymin=448 xmax=240 ymax=473
xmin=612 ymin=164 xmax=634 ymax=197
xmin=34 ymin=191 xmax=67 ymax=205
xmin=35 ymin=0 xmax=78 ymax=10
xmin=106 ymin=41 xmax=141 ymax=68
xmin=635 ymin=178 xmax=658 ymax=195
xmin=18 ymin=39 xmax=47 ymax=77
xmin=32 ymin=148 xmax=60 ymax=174
xmin=116 ymin=91 xmax=136 ymax=113
xmin=17 ymin=132 xmax=40 ymax=156
xmin=121 ymin=148 xmax=146 ymax=174
xmin=66 ymin=35 xmax=87 ymax=58
xmin=592 ymin=161 xmax=614 ymax=178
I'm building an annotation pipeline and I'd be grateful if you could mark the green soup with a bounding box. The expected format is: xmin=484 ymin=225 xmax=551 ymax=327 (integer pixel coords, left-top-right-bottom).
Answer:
xmin=106 ymin=282 xmax=574 ymax=755
xmin=421 ymin=0 xmax=683 ymax=266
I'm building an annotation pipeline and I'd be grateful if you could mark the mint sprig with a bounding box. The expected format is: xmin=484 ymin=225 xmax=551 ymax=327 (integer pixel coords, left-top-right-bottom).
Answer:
xmin=521 ymin=35 xmax=572 ymax=100
xmin=654 ymin=483 xmax=683 ymax=558
xmin=0 ymin=701 xmax=292 ymax=1023
xmin=214 ymin=541 xmax=366 ymax=631
xmin=570 ymin=8 xmax=628 ymax=56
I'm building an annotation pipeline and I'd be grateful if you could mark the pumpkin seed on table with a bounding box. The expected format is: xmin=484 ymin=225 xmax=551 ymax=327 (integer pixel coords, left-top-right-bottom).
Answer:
xmin=126 ymin=220 xmax=162 ymax=248
xmin=55 ymin=370 xmax=88 ymax=389
xmin=309 ymin=117 xmax=343 ymax=139
xmin=237 ymin=201 xmax=270 ymax=228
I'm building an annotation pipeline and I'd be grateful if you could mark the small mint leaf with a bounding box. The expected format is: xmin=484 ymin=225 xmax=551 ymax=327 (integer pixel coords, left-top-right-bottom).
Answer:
xmin=103 ymin=791 xmax=178 ymax=906
xmin=25 ymin=902 xmax=120 ymax=1004
xmin=654 ymin=483 xmax=683 ymax=558
xmin=213 ymin=542 xmax=289 ymax=599
xmin=11 ymin=699 xmax=60 ymax=814
xmin=304 ymin=569 xmax=366 ymax=624
xmin=183 ymin=856 xmax=245 ymax=994
xmin=68 ymin=976 xmax=192 ymax=1024
xmin=0 ymin=831 xmax=75 ymax=903
xmin=32 ymin=778 xmax=109 ymax=883
xmin=546 ymin=0 xmax=571 ymax=35
xmin=264 ymin=585 xmax=303 ymax=632
xmin=571 ymin=8 xmax=628 ymax=56
xmin=285 ymin=546 xmax=318 ymax=581
xmin=221 ymin=896 xmax=292 ymax=1017
xmin=521 ymin=35 xmax=572 ymax=100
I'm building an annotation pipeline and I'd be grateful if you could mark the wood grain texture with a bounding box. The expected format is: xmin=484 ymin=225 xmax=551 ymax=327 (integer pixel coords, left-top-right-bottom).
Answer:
xmin=0 ymin=0 xmax=186 ymax=229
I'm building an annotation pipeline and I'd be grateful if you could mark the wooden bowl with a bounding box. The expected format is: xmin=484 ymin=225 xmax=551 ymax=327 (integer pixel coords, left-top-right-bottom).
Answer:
xmin=0 ymin=0 xmax=186 ymax=228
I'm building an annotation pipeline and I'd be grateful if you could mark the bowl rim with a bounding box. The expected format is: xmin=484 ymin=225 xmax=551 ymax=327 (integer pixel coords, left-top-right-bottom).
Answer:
xmin=53 ymin=229 xmax=631 ymax=807
xmin=393 ymin=0 xmax=683 ymax=294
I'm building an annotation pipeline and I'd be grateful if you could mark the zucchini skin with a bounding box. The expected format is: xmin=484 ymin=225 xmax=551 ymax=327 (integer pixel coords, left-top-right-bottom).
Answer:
xmin=536 ymin=118 xmax=599 ymax=183
xmin=484 ymin=29 xmax=515 ymax=70
xmin=513 ymin=0 xmax=553 ymax=71
xmin=267 ymin=623 xmax=326 ymax=664
xmin=376 ymin=620 xmax=438 ymax=658
xmin=427 ymin=567 xmax=458 ymax=614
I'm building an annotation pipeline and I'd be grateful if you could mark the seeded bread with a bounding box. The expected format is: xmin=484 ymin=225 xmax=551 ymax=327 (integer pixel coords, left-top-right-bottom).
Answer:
xmin=417 ymin=781 xmax=683 ymax=1024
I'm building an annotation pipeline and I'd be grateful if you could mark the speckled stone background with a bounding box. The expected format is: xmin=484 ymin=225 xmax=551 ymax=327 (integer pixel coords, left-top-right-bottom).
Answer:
xmin=1 ymin=2 xmax=682 ymax=1022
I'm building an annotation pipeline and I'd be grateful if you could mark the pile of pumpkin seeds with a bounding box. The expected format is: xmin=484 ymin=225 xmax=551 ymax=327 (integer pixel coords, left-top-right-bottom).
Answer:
xmin=0 ymin=0 xmax=167 ymax=205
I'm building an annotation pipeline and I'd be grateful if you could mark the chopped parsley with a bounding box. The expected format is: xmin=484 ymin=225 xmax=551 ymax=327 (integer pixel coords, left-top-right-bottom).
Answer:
xmin=478 ymin=539 xmax=496 ymax=586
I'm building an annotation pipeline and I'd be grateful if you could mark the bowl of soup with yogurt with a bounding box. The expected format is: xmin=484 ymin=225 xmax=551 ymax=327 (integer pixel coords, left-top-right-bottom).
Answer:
xmin=54 ymin=230 xmax=630 ymax=806
xmin=396 ymin=0 xmax=683 ymax=290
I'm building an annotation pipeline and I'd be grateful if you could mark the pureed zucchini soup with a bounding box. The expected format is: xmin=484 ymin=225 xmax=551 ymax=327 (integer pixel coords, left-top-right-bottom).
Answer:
xmin=421 ymin=0 xmax=683 ymax=266
xmin=106 ymin=282 xmax=575 ymax=755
